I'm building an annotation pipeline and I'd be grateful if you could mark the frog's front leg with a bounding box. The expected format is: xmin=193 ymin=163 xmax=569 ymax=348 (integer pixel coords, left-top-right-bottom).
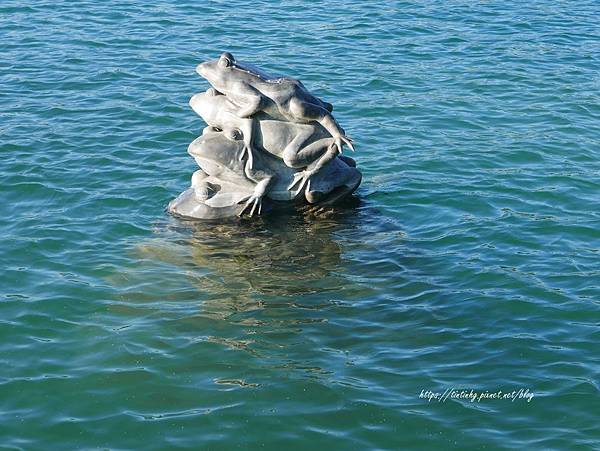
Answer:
xmin=288 ymin=98 xmax=354 ymax=154
xmin=238 ymin=153 xmax=276 ymax=218
xmin=237 ymin=117 xmax=257 ymax=162
xmin=237 ymin=174 xmax=275 ymax=217
xmin=232 ymin=83 xmax=265 ymax=118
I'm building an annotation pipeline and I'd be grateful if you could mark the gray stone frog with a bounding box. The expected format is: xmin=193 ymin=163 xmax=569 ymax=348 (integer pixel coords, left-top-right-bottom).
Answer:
xmin=168 ymin=54 xmax=362 ymax=220
xmin=190 ymin=89 xmax=342 ymax=199
xmin=196 ymin=52 xmax=354 ymax=158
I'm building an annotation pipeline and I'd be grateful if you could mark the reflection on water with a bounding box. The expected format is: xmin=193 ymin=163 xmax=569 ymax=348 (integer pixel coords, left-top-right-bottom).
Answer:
xmin=186 ymin=212 xmax=346 ymax=293
xmin=116 ymin=203 xmax=367 ymax=382
xmin=186 ymin=209 xmax=361 ymax=327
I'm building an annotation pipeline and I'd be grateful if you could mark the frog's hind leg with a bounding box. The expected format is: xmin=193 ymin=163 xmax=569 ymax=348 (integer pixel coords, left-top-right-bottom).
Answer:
xmin=280 ymin=126 xmax=315 ymax=168
xmin=287 ymin=99 xmax=354 ymax=153
xmin=283 ymin=136 xmax=331 ymax=169
xmin=287 ymin=138 xmax=338 ymax=193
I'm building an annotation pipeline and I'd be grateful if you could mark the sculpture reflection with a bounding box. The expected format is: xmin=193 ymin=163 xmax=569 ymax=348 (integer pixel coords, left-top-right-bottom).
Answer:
xmin=183 ymin=211 xmax=349 ymax=306
xmin=130 ymin=205 xmax=360 ymax=320
xmin=121 ymin=206 xmax=362 ymax=383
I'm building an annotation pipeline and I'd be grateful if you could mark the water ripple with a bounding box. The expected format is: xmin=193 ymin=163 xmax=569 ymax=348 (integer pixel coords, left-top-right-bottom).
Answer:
xmin=1 ymin=0 xmax=600 ymax=449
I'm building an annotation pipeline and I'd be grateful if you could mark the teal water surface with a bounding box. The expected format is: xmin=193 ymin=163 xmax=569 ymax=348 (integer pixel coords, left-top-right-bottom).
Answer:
xmin=2 ymin=1 xmax=600 ymax=449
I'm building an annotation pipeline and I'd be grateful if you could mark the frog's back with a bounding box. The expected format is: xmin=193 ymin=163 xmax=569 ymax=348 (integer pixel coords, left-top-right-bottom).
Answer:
xmin=233 ymin=60 xmax=300 ymax=87
xmin=229 ymin=55 xmax=331 ymax=110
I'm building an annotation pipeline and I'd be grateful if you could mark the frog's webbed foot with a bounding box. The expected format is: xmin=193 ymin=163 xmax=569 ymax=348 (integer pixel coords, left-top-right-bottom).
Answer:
xmin=237 ymin=194 xmax=263 ymax=217
xmin=300 ymin=103 xmax=355 ymax=153
xmin=333 ymin=134 xmax=355 ymax=154
xmin=287 ymin=168 xmax=315 ymax=194
xmin=238 ymin=174 xmax=273 ymax=217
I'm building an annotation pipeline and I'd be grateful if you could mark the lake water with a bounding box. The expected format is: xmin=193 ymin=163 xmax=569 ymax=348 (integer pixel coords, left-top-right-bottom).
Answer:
xmin=1 ymin=1 xmax=599 ymax=449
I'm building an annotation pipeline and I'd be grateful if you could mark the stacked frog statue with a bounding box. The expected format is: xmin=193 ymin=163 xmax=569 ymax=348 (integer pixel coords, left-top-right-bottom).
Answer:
xmin=168 ymin=52 xmax=362 ymax=219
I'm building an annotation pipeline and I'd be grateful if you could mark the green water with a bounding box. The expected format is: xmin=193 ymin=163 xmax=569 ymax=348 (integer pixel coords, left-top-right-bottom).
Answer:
xmin=1 ymin=1 xmax=599 ymax=449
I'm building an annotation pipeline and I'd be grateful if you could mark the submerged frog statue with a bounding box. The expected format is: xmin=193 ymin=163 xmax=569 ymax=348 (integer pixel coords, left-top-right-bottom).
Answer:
xmin=196 ymin=52 xmax=354 ymax=156
xmin=168 ymin=54 xmax=362 ymax=220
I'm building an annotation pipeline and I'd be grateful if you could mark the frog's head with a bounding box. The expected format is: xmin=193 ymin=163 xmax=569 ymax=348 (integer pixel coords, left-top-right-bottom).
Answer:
xmin=196 ymin=52 xmax=236 ymax=90
xmin=190 ymin=89 xmax=244 ymax=141
xmin=189 ymin=88 xmax=231 ymax=124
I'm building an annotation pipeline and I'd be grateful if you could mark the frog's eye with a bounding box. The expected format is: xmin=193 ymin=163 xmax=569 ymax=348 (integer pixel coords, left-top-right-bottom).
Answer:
xmin=219 ymin=53 xmax=232 ymax=68
xmin=227 ymin=129 xmax=242 ymax=141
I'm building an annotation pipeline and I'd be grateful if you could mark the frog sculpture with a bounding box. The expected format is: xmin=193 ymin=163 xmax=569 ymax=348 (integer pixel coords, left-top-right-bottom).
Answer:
xmin=168 ymin=53 xmax=362 ymax=220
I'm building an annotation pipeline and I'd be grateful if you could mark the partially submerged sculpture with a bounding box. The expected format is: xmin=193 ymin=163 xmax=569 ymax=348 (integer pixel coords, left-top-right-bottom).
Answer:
xmin=168 ymin=52 xmax=362 ymax=219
